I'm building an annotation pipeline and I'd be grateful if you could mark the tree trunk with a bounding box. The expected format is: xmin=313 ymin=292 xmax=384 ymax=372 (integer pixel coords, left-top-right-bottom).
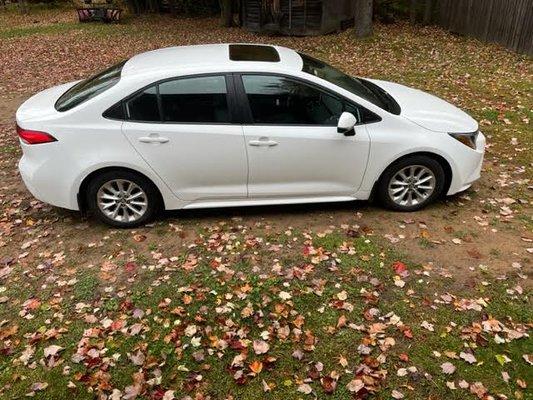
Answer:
xmin=354 ymin=0 xmax=373 ymax=38
xmin=235 ymin=0 xmax=243 ymax=27
xmin=19 ymin=0 xmax=29 ymax=14
xmin=410 ymin=0 xmax=417 ymax=24
xmin=239 ymin=0 xmax=243 ymax=26
xmin=219 ymin=0 xmax=233 ymax=27
xmin=167 ymin=0 xmax=177 ymax=16
xmin=423 ymin=0 xmax=433 ymax=25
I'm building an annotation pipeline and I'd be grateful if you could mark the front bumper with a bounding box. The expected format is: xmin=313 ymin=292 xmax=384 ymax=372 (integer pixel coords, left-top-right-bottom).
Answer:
xmin=447 ymin=131 xmax=485 ymax=195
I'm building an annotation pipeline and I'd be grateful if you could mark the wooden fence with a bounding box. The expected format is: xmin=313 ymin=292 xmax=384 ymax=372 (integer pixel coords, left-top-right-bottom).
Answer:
xmin=436 ymin=0 xmax=533 ymax=56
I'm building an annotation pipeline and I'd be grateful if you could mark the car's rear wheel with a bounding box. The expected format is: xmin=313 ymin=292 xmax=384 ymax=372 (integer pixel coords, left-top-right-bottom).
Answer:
xmin=376 ymin=155 xmax=445 ymax=211
xmin=86 ymin=170 xmax=160 ymax=228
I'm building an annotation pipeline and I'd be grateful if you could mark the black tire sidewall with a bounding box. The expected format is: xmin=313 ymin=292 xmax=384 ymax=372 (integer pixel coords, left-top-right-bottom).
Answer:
xmin=377 ymin=156 xmax=445 ymax=212
xmin=86 ymin=170 xmax=160 ymax=228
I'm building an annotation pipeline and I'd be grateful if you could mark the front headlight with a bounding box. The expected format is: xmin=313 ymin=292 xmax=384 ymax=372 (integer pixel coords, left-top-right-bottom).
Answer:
xmin=448 ymin=131 xmax=478 ymax=149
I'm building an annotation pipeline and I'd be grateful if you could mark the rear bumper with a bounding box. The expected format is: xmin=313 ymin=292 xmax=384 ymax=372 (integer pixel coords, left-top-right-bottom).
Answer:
xmin=19 ymin=152 xmax=79 ymax=210
xmin=447 ymin=131 xmax=485 ymax=195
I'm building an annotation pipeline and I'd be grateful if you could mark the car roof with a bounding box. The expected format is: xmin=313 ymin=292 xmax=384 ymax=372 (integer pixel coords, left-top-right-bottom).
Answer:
xmin=121 ymin=44 xmax=304 ymax=78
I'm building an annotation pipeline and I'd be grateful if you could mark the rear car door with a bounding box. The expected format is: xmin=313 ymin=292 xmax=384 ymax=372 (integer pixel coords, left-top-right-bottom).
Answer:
xmin=236 ymin=73 xmax=371 ymax=198
xmin=121 ymin=74 xmax=248 ymax=201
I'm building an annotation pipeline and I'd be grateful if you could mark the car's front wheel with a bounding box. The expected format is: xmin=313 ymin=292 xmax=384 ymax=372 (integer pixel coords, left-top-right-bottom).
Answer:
xmin=86 ymin=170 xmax=160 ymax=228
xmin=376 ymin=155 xmax=445 ymax=211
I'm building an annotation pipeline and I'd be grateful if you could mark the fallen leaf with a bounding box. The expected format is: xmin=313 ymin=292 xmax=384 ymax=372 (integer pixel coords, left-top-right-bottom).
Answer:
xmin=441 ymin=362 xmax=456 ymax=374
xmin=43 ymin=345 xmax=63 ymax=358
xmin=249 ymin=360 xmax=263 ymax=374
xmin=460 ymin=351 xmax=476 ymax=364
xmin=392 ymin=261 xmax=407 ymax=274
xmin=297 ymin=383 xmax=312 ymax=394
xmin=253 ymin=340 xmax=270 ymax=355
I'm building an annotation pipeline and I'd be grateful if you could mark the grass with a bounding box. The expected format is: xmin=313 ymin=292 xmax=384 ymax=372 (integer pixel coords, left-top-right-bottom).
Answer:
xmin=0 ymin=224 xmax=531 ymax=399
xmin=0 ymin=22 xmax=79 ymax=39
xmin=72 ymin=271 xmax=100 ymax=301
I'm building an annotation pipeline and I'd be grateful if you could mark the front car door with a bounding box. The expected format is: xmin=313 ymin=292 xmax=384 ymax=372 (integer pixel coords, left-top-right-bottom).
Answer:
xmin=122 ymin=74 xmax=248 ymax=201
xmin=236 ymin=73 xmax=372 ymax=199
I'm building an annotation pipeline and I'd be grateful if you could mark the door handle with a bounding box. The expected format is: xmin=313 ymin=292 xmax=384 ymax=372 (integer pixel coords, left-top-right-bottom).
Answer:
xmin=249 ymin=138 xmax=278 ymax=147
xmin=139 ymin=135 xmax=169 ymax=144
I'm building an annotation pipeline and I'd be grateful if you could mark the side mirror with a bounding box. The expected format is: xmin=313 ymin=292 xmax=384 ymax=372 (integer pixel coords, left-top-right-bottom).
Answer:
xmin=337 ymin=112 xmax=358 ymax=136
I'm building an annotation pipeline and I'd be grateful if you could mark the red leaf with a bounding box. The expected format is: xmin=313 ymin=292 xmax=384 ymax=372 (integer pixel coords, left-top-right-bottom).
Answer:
xmin=321 ymin=376 xmax=337 ymax=394
xmin=111 ymin=320 xmax=124 ymax=331
xmin=125 ymin=261 xmax=137 ymax=273
xmin=392 ymin=261 xmax=407 ymax=274
xmin=400 ymin=325 xmax=413 ymax=339
xmin=399 ymin=353 xmax=409 ymax=362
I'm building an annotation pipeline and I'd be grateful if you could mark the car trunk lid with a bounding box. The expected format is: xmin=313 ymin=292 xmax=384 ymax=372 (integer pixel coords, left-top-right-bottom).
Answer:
xmin=16 ymin=81 xmax=78 ymax=124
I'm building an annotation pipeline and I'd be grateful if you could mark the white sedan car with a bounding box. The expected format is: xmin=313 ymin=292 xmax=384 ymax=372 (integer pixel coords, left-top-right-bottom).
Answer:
xmin=16 ymin=44 xmax=485 ymax=228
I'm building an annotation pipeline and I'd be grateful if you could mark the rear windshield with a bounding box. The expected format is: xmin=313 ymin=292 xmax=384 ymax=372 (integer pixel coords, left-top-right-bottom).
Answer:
xmin=299 ymin=53 xmax=400 ymax=115
xmin=55 ymin=60 xmax=126 ymax=112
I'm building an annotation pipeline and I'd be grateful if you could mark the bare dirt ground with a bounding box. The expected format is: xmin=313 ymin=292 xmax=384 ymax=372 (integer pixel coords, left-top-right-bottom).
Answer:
xmin=1 ymin=93 xmax=530 ymax=282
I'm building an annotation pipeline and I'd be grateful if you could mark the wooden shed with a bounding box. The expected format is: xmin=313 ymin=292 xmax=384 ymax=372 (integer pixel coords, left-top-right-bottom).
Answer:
xmin=242 ymin=0 xmax=356 ymax=36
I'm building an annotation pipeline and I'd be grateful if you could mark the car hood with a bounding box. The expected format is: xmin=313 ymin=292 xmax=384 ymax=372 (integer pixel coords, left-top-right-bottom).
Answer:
xmin=368 ymin=79 xmax=478 ymax=133
xmin=16 ymin=81 xmax=79 ymax=123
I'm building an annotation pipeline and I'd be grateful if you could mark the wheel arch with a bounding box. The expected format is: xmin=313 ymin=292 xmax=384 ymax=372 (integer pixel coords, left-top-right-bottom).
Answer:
xmin=370 ymin=151 xmax=453 ymax=200
xmin=77 ymin=166 xmax=165 ymax=213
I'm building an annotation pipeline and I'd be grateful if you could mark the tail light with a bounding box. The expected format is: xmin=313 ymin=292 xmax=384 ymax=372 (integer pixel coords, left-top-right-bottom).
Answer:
xmin=16 ymin=124 xmax=57 ymax=145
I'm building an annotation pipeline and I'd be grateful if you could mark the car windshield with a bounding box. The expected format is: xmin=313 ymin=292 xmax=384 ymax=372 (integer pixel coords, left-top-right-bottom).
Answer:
xmin=55 ymin=60 xmax=126 ymax=112
xmin=299 ymin=53 xmax=400 ymax=115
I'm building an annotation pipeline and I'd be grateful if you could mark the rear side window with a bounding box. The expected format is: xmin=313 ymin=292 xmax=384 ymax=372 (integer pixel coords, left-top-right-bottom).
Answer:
xmin=117 ymin=75 xmax=230 ymax=124
xmin=56 ymin=60 xmax=126 ymax=112
xmin=127 ymin=86 xmax=160 ymax=122
xmin=159 ymin=76 xmax=229 ymax=123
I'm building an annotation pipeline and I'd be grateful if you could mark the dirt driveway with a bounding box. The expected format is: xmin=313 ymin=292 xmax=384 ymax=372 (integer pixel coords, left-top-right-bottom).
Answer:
xmin=1 ymin=91 xmax=530 ymax=283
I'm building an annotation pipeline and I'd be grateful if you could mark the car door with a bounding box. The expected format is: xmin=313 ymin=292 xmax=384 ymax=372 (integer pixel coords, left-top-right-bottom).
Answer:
xmin=122 ymin=74 xmax=248 ymax=201
xmin=236 ymin=73 xmax=371 ymax=198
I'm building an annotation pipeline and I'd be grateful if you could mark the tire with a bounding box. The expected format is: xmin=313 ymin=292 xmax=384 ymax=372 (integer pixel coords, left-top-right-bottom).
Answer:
xmin=86 ymin=170 xmax=161 ymax=228
xmin=376 ymin=155 xmax=446 ymax=212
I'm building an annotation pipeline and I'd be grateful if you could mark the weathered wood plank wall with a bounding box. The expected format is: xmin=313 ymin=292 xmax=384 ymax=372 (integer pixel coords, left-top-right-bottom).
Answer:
xmin=437 ymin=0 xmax=533 ymax=56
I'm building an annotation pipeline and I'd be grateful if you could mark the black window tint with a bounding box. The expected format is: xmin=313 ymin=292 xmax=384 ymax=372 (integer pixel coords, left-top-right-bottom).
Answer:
xmin=159 ymin=76 xmax=229 ymax=123
xmin=229 ymin=44 xmax=280 ymax=62
xmin=357 ymin=105 xmax=382 ymax=124
xmin=242 ymin=75 xmax=344 ymax=125
xmin=103 ymin=102 xmax=125 ymax=120
xmin=127 ymin=86 xmax=160 ymax=122
xmin=343 ymin=102 xmax=381 ymax=124
xmin=55 ymin=60 xmax=126 ymax=112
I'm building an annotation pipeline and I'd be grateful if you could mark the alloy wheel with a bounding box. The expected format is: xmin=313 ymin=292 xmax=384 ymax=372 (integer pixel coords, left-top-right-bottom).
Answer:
xmin=387 ymin=165 xmax=436 ymax=207
xmin=97 ymin=179 xmax=148 ymax=223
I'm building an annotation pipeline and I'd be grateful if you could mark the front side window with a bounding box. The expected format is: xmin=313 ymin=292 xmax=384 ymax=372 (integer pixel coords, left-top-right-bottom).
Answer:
xmin=242 ymin=75 xmax=345 ymax=125
xmin=56 ymin=60 xmax=126 ymax=112
xmin=159 ymin=76 xmax=229 ymax=123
